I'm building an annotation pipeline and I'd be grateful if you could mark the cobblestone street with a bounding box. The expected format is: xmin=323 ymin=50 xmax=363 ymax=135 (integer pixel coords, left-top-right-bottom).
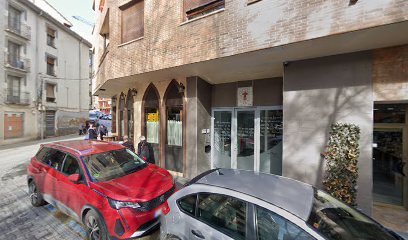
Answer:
xmin=0 ymin=136 xmax=160 ymax=240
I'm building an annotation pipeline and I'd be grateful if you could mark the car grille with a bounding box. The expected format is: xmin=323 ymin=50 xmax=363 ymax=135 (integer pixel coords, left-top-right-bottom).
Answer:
xmin=137 ymin=185 xmax=175 ymax=212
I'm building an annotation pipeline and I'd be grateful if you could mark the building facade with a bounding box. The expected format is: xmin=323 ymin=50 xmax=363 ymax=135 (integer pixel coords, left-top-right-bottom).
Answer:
xmin=92 ymin=0 xmax=408 ymax=215
xmin=0 ymin=0 xmax=92 ymax=145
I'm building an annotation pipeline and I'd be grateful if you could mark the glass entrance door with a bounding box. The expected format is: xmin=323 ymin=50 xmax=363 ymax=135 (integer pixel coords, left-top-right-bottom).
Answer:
xmin=235 ymin=109 xmax=255 ymax=171
xmin=212 ymin=107 xmax=283 ymax=174
xmin=373 ymin=128 xmax=405 ymax=206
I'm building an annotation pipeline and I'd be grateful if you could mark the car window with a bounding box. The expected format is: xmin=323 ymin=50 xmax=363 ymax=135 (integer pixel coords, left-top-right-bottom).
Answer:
xmin=83 ymin=148 xmax=147 ymax=182
xmin=43 ymin=149 xmax=66 ymax=171
xmin=197 ymin=193 xmax=246 ymax=240
xmin=35 ymin=147 xmax=49 ymax=163
xmin=62 ymin=155 xmax=81 ymax=176
xmin=307 ymin=189 xmax=397 ymax=240
xmin=178 ymin=194 xmax=197 ymax=216
xmin=256 ymin=205 xmax=315 ymax=240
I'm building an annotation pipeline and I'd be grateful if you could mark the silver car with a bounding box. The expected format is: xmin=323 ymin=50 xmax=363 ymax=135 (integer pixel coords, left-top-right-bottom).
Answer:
xmin=161 ymin=168 xmax=403 ymax=240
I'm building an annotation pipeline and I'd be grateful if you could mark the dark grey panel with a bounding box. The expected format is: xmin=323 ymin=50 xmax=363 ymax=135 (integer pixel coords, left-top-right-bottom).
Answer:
xmin=253 ymin=78 xmax=283 ymax=106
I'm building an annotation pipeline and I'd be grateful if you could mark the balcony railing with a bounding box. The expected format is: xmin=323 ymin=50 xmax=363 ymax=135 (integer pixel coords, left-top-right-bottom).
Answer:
xmin=6 ymin=91 xmax=30 ymax=105
xmin=4 ymin=52 xmax=31 ymax=72
xmin=5 ymin=17 xmax=31 ymax=40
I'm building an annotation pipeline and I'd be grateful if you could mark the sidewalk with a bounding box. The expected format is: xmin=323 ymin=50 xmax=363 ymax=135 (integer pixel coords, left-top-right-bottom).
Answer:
xmin=0 ymin=134 xmax=82 ymax=151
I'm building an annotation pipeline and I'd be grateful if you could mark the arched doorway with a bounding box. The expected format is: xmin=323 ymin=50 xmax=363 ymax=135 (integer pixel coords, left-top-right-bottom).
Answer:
xmin=142 ymin=84 xmax=160 ymax=165
xmin=126 ymin=89 xmax=135 ymax=140
xmin=164 ymin=80 xmax=184 ymax=173
xmin=118 ymin=92 xmax=125 ymax=139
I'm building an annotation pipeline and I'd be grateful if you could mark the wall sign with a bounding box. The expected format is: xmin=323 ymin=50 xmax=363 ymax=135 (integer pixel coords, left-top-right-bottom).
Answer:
xmin=237 ymin=87 xmax=253 ymax=107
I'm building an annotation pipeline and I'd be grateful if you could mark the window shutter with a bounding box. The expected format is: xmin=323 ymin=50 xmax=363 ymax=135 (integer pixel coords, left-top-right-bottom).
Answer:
xmin=46 ymin=84 xmax=55 ymax=98
xmin=121 ymin=0 xmax=144 ymax=43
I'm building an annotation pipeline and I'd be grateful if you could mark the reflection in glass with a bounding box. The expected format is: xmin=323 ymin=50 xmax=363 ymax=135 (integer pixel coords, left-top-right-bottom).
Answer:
xmin=374 ymin=104 xmax=406 ymax=123
xmin=213 ymin=111 xmax=232 ymax=168
xmin=373 ymin=129 xmax=404 ymax=205
xmin=236 ymin=111 xmax=254 ymax=171
xmin=260 ymin=110 xmax=283 ymax=175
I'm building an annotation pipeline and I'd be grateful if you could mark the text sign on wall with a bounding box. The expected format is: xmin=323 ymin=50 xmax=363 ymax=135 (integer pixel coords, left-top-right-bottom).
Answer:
xmin=237 ymin=87 xmax=253 ymax=107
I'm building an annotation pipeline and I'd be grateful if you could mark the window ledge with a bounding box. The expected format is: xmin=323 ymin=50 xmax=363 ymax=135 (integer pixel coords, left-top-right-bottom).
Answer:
xmin=118 ymin=37 xmax=144 ymax=47
xmin=180 ymin=8 xmax=225 ymax=26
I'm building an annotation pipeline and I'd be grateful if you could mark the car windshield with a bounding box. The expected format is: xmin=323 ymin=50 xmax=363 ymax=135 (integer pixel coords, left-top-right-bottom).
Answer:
xmin=82 ymin=148 xmax=147 ymax=182
xmin=307 ymin=189 xmax=397 ymax=240
xmin=89 ymin=113 xmax=97 ymax=118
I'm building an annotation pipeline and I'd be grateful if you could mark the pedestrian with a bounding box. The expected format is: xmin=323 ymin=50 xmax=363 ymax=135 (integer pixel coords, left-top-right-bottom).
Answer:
xmin=137 ymin=136 xmax=155 ymax=164
xmin=122 ymin=135 xmax=135 ymax=152
xmin=79 ymin=123 xmax=84 ymax=135
xmin=88 ymin=124 xmax=98 ymax=140
xmin=99 ymin=124 xmax=107 ymax=141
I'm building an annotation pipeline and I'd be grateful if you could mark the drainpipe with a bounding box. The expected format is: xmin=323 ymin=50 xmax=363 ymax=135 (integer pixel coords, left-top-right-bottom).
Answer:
xmin=78 ymin=39 xmax=82 ymax=112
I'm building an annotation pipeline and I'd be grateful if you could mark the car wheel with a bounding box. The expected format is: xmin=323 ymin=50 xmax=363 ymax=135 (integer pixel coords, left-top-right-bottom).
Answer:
xmin=84 ymin=209 xmax=109 ymax=240
xmin=28 ymin=181 xmax=46 ymax=207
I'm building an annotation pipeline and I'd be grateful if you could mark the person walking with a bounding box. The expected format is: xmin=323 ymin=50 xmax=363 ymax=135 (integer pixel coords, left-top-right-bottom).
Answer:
xmin=122 ymin=135 xmax=135 ymax=152
xmin=88 ymin=124 xmax=98 ymax=140
xmin=99 ymin=124 xmax=107 ymax=141
xmin=137 ymin=136 xmax=155 ymax=164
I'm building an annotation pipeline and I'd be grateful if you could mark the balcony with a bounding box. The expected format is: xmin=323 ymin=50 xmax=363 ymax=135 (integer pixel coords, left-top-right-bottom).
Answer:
xmin=6 ymin=91 xmax=31 ymax=105
xmin=5 ymin=18 xmax=31 ymax=40
xmin=4 ymin=52 xmax=31 ymax=72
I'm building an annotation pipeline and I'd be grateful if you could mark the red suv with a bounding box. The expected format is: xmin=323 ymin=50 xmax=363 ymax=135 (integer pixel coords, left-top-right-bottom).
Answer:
xmin=27 ymin=140 xmax=175 ymax=240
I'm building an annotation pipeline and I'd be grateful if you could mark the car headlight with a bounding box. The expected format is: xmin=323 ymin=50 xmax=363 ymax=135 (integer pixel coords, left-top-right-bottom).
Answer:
xmin=108 ymin=198 xmax=141 ymax=210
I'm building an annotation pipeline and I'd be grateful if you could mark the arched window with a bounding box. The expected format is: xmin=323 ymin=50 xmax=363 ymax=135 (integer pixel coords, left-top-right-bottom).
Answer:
xmin=142 ymin=83 xmax=160 ymax=165
xmin=126 ymin=89 xmax=135 ymax=140
xmin=164 ymin=80 xmax=184 ymax=173
xmin=118 ymin=92 xmax=125 ymax=139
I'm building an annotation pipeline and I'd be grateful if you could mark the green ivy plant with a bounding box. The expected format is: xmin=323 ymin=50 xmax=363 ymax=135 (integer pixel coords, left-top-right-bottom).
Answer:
xmin=322 ymin=122 xmax=361 ymax=206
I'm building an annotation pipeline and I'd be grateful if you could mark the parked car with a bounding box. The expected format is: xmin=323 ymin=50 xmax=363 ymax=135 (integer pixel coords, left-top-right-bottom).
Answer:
xmin=161 ymin=168 xmax=404 ymax=240
xmin=27 ymin=140 xmax=175 ymax=240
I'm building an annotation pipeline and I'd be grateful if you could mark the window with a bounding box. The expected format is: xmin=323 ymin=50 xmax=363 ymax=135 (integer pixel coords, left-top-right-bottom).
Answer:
xmin=7 ymin=76 xmax=21 ymax=103
xmin=62 ymin=155 xmax=81 ymax=176
xmin=46 ymin=56 xmax=56 ymax=76
xmin=46 ymin=83 xmax=56 ymax=102
xmin=47 ymin=27 xmax=56 ymax=47
xmin=35 ymin=147 xmax=49 ymax=162
xmin=8 ymin=5 xmax=22 ymax=32
xmin=197 ymin=193 xmax=246 ymax=239
xmin=7 ymin=41 xmax=21 ymax=68
xmin=42 ymin=149 xmax=66 ymax=171
xmin=256 ymin=206 xmax=314 ymax=240
xmin=120 ymin=0 xmax=144 ymax=43
xmin=82 ymin=148 xmax=147 ymax=182
xmin=178 ymin=194 xmax=197 ymax=216
xmin=184 ymin=0 xmax=225 ymax=20
xmin=307 ymin=190 xmax=397 ymax=240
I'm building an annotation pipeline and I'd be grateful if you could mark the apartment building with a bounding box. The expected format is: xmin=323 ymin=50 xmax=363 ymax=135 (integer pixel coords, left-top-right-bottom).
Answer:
xmin=0 ymin=0 xmax=92 ymax=145
xmin=92 ymin=0 xmax=408 ymax=215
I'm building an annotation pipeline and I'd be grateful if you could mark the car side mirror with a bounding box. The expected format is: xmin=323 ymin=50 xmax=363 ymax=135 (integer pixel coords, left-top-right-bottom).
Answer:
xmin=68 ymin=174 xmax=80 ymax=184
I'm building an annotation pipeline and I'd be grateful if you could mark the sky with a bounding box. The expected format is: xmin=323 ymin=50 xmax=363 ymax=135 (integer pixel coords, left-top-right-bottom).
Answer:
xmin=45 ymin=0 xmax=95 ymax=43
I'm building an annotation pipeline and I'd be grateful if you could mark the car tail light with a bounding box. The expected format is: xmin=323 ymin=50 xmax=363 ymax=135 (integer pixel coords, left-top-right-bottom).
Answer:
xmin=162 ymin=201 xmax=170 ymax=215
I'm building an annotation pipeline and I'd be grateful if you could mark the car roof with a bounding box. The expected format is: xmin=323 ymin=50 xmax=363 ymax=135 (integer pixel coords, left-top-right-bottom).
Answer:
xmin=44 ymin=140 xmax=124 ymax=156
xmin=194 ymin=168 xmax=314 ymax=221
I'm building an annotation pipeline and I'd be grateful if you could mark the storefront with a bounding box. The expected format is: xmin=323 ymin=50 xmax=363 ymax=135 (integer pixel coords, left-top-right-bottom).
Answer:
xmin=211 ymin=107 xmax=283 ymax=175
xmin=373 ymin=104 xmax=408 ymax=209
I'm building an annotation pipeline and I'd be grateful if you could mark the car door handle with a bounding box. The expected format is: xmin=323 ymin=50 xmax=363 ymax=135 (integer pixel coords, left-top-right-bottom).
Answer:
xmin=191 ymin=230 xmax=205 ymax=239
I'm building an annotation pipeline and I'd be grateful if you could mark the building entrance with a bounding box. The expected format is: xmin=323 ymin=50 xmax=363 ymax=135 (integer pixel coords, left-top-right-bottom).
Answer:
xmin=373 ymin=104 xmax=408 ymax=209
xmin=211 ymin=107 xmax=282 ymax=174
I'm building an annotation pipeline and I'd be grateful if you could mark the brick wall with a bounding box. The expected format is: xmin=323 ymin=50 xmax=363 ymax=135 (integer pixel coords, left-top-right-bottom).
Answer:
xmin=373 ymin=45 xmax=408 ymax=102
xmin=4 ymin=112 xmax=24 ymax=139
xmin=96 ymin=0 xmax=408 ymax=86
